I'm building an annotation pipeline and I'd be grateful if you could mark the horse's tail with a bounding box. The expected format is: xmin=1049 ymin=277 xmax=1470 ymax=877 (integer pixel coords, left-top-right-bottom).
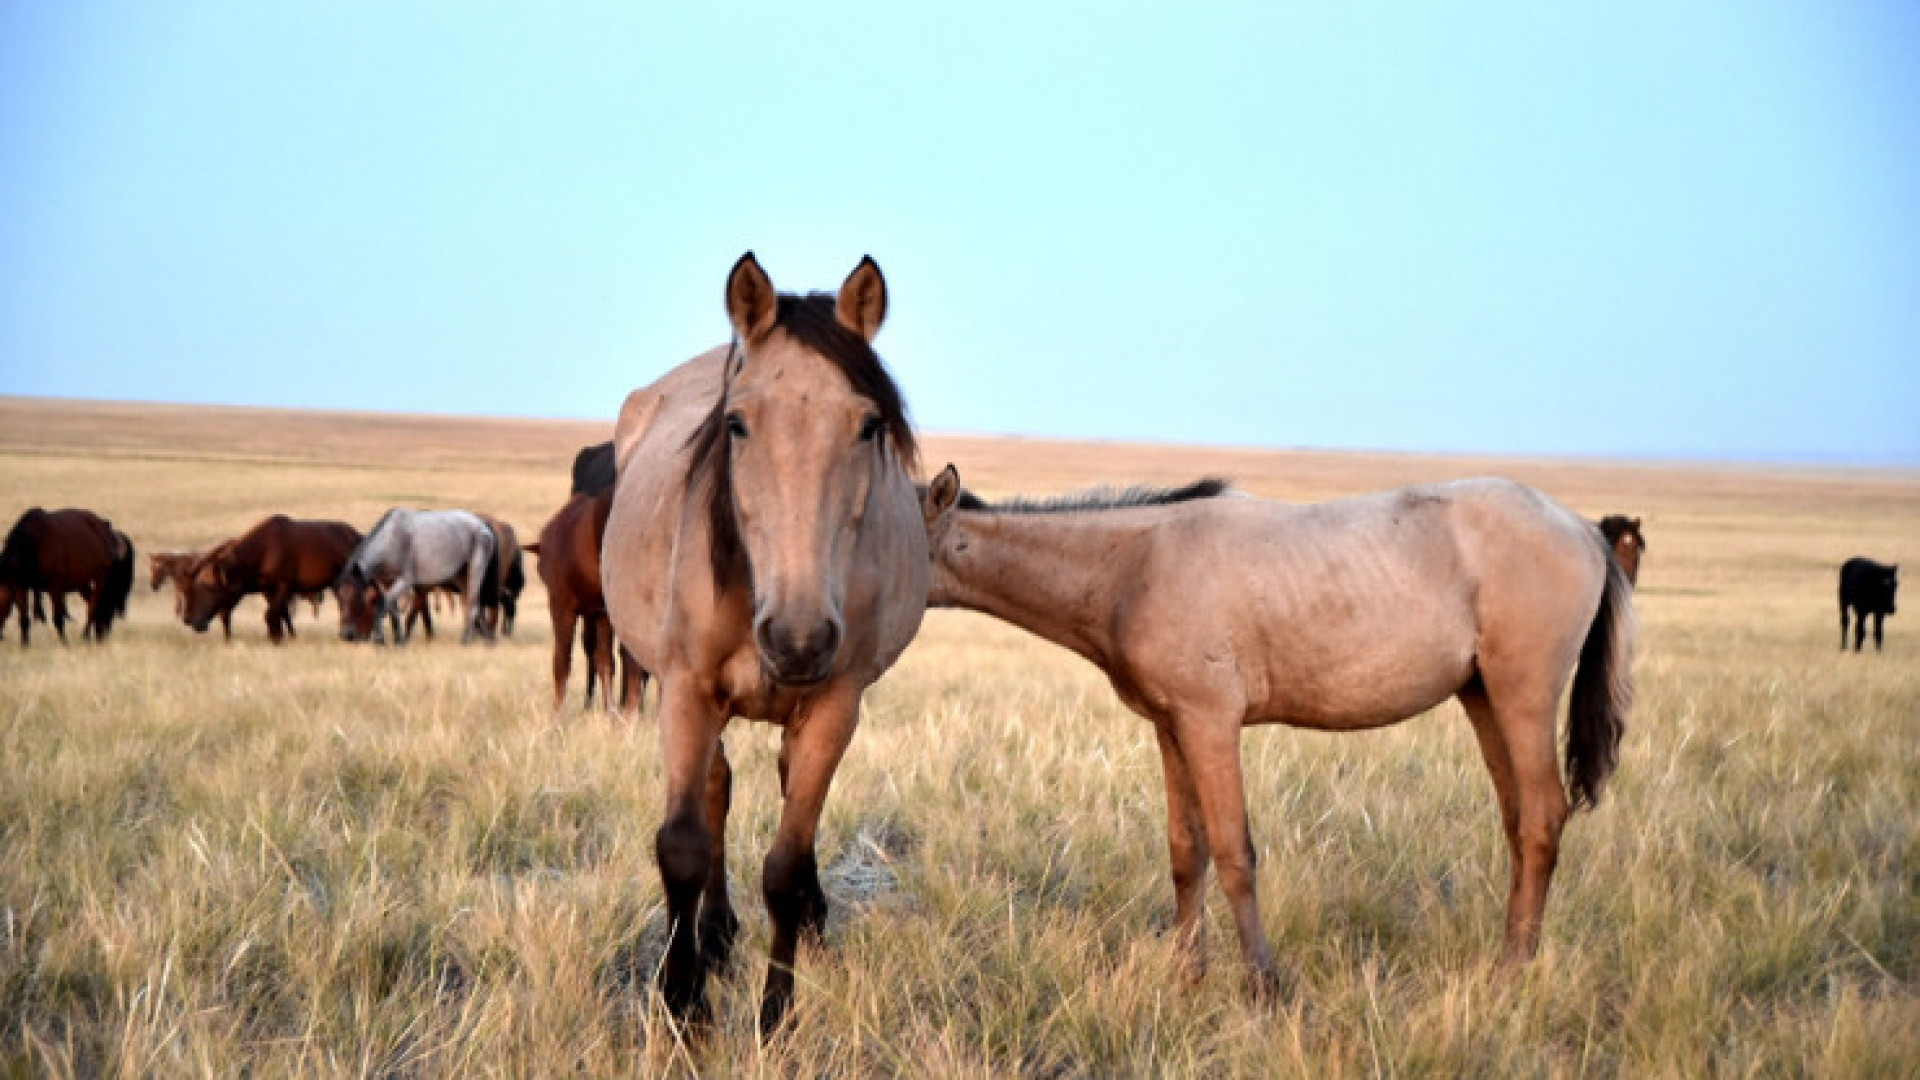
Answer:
xmin=103 ymin=530 xmax=136 ymax=620
xmin=477 ymin=526 xmax=501 ymax=610
xmin=1566 ymin=543 xmax=1635 ymax=812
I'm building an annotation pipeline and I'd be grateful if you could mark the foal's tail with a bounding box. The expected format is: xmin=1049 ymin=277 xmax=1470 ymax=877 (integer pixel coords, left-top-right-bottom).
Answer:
xmin=1566 ymin=546 xmax=1634 ymax=811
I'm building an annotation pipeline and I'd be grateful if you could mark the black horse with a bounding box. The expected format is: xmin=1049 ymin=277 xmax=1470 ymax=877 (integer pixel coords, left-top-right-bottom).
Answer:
xmin=1839 ymin=557 xmax=1898 ymax=652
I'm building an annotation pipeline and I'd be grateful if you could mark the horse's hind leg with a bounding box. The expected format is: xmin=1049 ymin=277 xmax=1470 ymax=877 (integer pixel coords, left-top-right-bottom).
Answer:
xmin=1153 ymin=723 xmax=1212 ymax=978
xmin=547 ymin=597 xmax=577 ymax=712
xmin=1855 ymin=610 xmax=1869 ymax=652
xmin=1477 ymin=681 xmax=1570 ymax=965
xmin=1458 ymin=683 xmax=1523 ymax=939
xmin=1872 ymin=612 xmax=1885 ymax=652
xmin=1170 ymin=711 xmax=1281 ymax=998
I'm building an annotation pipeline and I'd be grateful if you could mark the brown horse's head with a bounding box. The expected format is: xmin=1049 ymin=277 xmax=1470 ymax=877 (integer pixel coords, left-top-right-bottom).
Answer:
xmin=182 ymin=549 xmax=238 ymax=632
xmin=688 ymin=252 xmax=917 ymax=686
xmin=1598 ymin=515 xmax=1644 ymax=585
xmin=333 ymin=570 xmax=382 ymax=641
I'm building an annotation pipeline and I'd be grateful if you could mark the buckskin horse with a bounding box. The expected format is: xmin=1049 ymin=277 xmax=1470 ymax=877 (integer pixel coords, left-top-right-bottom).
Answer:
xmin=921 ymin=467 xmax=1633 ymax=994
xmin=602 ymin=253 xmax=929 ymax=1033
xmin=0 ymin=507 xmax=135 ymax=646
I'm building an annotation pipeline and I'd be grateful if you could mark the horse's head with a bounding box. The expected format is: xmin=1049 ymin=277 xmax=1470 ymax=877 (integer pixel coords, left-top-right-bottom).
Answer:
xmin=1599 ymin=515 xmax=1644 ymax=586
xmin=697 ymin=252 xmax=916 ymax=686
xmin=333 ymin=566 xmax=381 ymax=641
xmin=182 ymin=550 xmax=236 ymax=632
xmin=1885 ymin=565 xmax=1899 ymax=614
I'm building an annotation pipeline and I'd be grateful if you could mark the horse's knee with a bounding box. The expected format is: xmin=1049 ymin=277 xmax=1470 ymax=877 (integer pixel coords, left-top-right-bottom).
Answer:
xmin=655 ymin=815 xmax=710 ymax=900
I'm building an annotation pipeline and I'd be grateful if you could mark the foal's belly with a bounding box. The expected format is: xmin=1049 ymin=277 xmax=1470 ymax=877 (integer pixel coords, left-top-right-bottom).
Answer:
xmin=1241 ymin=623 xmax=1475 ymax=732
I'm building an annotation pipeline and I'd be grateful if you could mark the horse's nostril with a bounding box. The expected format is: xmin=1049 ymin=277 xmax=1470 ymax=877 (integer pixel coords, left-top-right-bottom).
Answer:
xmin=755 ymin=616 xmax=842 ymax=682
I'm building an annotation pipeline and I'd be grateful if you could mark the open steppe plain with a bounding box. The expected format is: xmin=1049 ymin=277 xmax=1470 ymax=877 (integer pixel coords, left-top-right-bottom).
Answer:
xmin=1 ymin=396 xmax=1915 ymax=1077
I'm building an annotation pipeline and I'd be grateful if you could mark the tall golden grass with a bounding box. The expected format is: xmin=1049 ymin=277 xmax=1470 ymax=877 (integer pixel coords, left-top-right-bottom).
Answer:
xmin=1 ymin=396 xmax=1915 ymax=1077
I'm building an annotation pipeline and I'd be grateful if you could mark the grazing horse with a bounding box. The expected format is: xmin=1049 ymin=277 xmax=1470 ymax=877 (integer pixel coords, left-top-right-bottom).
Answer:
xmin=529 ymin=491 xmax=645 ymax=713
xmin=602 ymin=253 xmax=929 ymax=1033
xmin=1839 ymin=557 xmax=1898 ymax=652
xmin=920 ymin=467 xmax=1633 ymax=992
xmin=152 ymin=549 xmax=235 ymax=638
xmin=183 ymin=516 xmax=362 ymax=643
xmin=0 ymin=508 xmax=135 ymax=645
xmin=1597 ymin=515 xmax=1645 ymax=585
xmin=336 ymin=509 xmax=498 ymax=644
xmin=400 ymin=515 xmax=525 ymax=639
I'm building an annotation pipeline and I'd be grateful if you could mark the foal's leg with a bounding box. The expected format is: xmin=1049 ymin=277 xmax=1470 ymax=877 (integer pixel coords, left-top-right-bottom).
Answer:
xmin=1484 ymin=689 xmax=1570 ymax=964
xmin=1172 ymin=713 xmax=1280 ymax=997
xmin=1855 ymin=610 xmax=1868 ymax=652
xmin=653 ymin=679 xmax=727 ymax=1025
xmin=759 ymin=681 xmax=861 ymax=1035
xmin=1872 ymin=612 xmax=1885 ymax=652
xmin=1839 ymin=603 xmax=1850 ymax=651
xmin=1458 ymin=684 xmax=1523 ymax=937
xmin=1153 ymin=723 xmax=1212 ymax=976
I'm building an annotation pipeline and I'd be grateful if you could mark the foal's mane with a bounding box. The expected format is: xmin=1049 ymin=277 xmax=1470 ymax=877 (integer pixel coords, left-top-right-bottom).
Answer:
xmin=958 ymin=478 xmax=1232 ymax=514
xmin=685 ymin=292 xmax=918 ymax=588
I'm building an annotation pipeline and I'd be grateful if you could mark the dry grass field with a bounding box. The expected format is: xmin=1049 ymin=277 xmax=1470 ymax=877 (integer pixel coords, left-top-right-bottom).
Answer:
xmin=1 ymin=395 xmax=1915 ymax=1078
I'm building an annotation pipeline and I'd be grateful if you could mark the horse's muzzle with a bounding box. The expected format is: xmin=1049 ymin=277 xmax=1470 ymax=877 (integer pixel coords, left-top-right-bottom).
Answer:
xmin=754 ymin=615 xmax=841 ymax=686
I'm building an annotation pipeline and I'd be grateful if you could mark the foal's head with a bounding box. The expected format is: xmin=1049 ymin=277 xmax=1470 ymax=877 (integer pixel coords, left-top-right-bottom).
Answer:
xmin=690 ymin=253 xmax=917 ymax=686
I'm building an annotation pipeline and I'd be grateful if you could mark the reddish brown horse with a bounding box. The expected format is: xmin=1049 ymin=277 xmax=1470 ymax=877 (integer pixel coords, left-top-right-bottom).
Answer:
xmin=0 ymin=508 xmax=135 ymax=646
xmin=183 ymin=516 xmax=362 ymax=643
xmin=528 ymin=491 xmax=645 ymax=713
xmin=1597 ymin=515 xmax=1645 ymax=585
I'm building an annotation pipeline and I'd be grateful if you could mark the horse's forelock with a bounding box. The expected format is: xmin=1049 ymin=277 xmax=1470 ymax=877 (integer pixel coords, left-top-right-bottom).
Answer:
xmin=774 ymin=293 xmax=917 ymax=473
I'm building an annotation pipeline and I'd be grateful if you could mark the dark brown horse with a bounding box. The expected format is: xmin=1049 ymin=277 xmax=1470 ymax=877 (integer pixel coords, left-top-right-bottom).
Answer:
xmin=0 ymin=508 xmax=135 ymax=646
xmin=528 ymin=491 xmax=645 ymax=713
xmin=183 ymin=516 xmax=362 ymax=643
xmin=1597 ymin=515 xmax=1645 ymax=585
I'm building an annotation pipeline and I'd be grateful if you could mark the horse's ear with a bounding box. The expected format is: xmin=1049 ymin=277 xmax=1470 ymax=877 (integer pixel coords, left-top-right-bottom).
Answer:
xmin=924 ymin=463 xmax=961 ymax=522
xmin=726 ymin=251 xmax=778 ymax=343
xmin=1631 ymin=517 xmax=1641 ymax=529
xmin=837 ymin=255 xmax=888 ymax=342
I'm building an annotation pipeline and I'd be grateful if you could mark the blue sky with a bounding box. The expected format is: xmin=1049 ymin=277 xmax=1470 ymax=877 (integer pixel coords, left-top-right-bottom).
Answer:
xmin=3 ymin=3 xmax=1916 ymax=463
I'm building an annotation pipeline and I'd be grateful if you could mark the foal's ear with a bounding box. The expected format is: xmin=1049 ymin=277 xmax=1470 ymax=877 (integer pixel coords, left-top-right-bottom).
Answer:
xmin=924 ymin=463 xmax=961 ymax=522
xmin=837 ymin=255 xmax=888 ymax=341
xmin=726 ymin=251 xmax=779 ymax=343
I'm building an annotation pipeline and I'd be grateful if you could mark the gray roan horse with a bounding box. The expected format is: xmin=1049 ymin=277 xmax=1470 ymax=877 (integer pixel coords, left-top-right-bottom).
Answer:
xmin=336 ymin=509 xmax=499 ymax=644
xmin=921 ymin=468 xmax=1633 ymax=994
xmin=602 ymin=253 xmax=929 ymax=1034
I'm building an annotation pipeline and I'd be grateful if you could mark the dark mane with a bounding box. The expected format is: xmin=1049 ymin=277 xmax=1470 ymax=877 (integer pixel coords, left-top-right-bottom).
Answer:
xmin=685 ymin=293 xmax=919 ymax=589
xmin=964 ymin=478 xmax=1232 ymax=514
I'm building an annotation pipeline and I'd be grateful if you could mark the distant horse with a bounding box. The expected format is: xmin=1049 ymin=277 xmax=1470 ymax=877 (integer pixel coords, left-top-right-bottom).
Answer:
xmin=151 ymin=549 xmax=236 ymax=638
xmin=183 ymin=516 xmax=362 ymax=643
xmin=0 ymin=508 xmax=135 ymax=645
xmin=921 ymin=467 xmax=1633 ymax=991
xmin=529 ymin=490 xmax=645 ymax=712
xmin=571 ymin=441 xmax=617 ymax=497
xmin=1839 ymin=557 xmax=1898 ymax=652
xmin=602 ymin=254 xmax=929 ymax=1032
xmin=337 ymin=509 xmax=498 ymax=644
xmin=400 ymin=514 xmax=524 ymax=639
xmin=1597 ymin=515 xmax=1645 ymax=585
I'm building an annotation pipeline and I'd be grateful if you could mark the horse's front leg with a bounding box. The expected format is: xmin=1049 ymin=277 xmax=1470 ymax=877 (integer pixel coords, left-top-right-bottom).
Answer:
xmin=699 ymin=742 xmax=739 ymax=965
xmin=759 ymin=680 xmax=861 ymax=1036
xmin=375 ymin=577 xmax=410 ymax=645
xmin=1153 ymin=722 xmax=1212 ymax=980
xmin=1173 ymin=710 xmax=1281 ymax=998
xmin=653 ymin=677 xmax=727 ymax=1026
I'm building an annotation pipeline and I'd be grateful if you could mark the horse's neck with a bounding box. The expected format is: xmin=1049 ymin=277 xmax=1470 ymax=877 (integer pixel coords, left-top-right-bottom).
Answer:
xmin=940 ymin=512 xmax=1138 ymax=670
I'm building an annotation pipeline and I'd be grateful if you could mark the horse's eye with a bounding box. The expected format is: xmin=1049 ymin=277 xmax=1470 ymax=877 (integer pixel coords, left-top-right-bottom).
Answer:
xmin=858 ymin=415 xmax=884 ymax=443
xmin=725 ymin=413 xmax=749 ymax=439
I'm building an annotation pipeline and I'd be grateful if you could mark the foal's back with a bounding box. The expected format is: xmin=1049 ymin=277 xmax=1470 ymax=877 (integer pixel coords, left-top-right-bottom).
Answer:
xmin=1121 ymin=478 xmax=1604 ymax=730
